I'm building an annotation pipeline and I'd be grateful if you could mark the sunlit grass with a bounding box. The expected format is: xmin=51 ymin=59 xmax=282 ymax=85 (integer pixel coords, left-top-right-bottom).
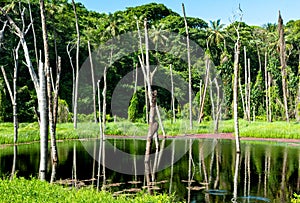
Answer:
xmin=0 ymin=119 xmax=298 ymax=145
xmin=0 ymin=177 xmax=178 ymax=203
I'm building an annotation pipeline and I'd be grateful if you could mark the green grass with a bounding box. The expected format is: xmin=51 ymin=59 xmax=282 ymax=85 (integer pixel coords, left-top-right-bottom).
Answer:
xmin=292 ymin=193 xmax=300 ymax=203
xmin=0 ymin=119 xmax=299 ymax=145
xmin=0 ymin=177 xmax=178 ymax=203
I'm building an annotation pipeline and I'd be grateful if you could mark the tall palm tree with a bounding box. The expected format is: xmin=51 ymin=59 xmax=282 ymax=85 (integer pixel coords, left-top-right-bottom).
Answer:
xmin=206 ymin=19 xmax=226 ymax=51
xmin=102 ymin=13 xmax=124 ymax=40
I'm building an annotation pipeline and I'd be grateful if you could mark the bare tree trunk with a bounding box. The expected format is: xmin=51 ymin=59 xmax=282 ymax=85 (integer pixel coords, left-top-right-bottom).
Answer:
xmin=1 ymin=7 xmax=48 ymax=180
xmin=88 ymin=41 xmax=97 ymax=123
xmin=72 ymin=0 xmax=80 ymax=129
xmin=50 ymin=162 xmax=57 ymax=183
xmin=10 ymin=145 xmax=17 ymax=180
xmin=297 ymin=152 xmax=300 ymax=192
xmin=247 ymin=58 xmax=251 ymax=121
xmin=244 ymin=46 xmax=248 ymax=120
xmin=257 ymin=44 xmax=262 ymax=72
xmin=268 ymin=73 xmax=273 ymax=122
xmin=145 ymin=91 xmax=158 ymax=163
xmin=13 ymin=58 xmax=18 ymax=143
xmin=136 ymin=20 xmax=148 ymax=124
xmin=264 ymin=52 xmax=269 ymax=121
xmin=96 ymin=139 xmax=102 ymax=190
xmin=97 ymin=80 xmax=103 ymax=139
xmin=215 ymin=79 xmax=222 ymax=133
xmin=296 ymin=57 xmax=300 ymax=121
xmin=102 ymin=66 xmax=107 ymax=129
xmin=213 ymin=144 xmax=220 ymax=189
xmin=38 ymin=59 xmax=48 ymax=180
xmin=187 ymin=139 xmax=192 ymax=203
xmin=198 ymin=56 xmax=210 ymax=123
xmin=297 ymin=81 xmax=300 ymax=122
xmin=170 ymin=64 xmax=176 ymax=123
xmin=156 ymin=105 xmax=166 ymax=138
xmin=182 ymin=3 xmax=193 ymax=129
xmin=28 ymin=0 xmax=38 ymax=67
xmin=51 ymin=57 xmax=61 ymax=163
xmin=280 ymin=148 xmax=288 ymax=203
xmin=233 ymin=27 xmax=241 ymax=153
xmin=232 ymin=153 xmax=241 ymax=203
xmin=40 ymin=0 xmax=58 ymax=163
xmin=134 ymin=63 xmax=138 ymax=93
xmin=169 ymin=140 xmax=175 ymax=194
xmin=278 ymin=11 xmax=289 ymax=122
xmin=239 ymin=71 xmax=246 ymax=119
xmin=67 ymin=42 xmax=76 ymax=119
xmin=72 ymin=143 xmax=77 ymax=187
xmin=1 ymin=61 xmax=18 ymax=143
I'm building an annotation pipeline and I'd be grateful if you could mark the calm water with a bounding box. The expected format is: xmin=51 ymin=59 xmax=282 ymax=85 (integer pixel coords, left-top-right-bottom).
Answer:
xmin=0 ymin=138 xmax=299 ymax=202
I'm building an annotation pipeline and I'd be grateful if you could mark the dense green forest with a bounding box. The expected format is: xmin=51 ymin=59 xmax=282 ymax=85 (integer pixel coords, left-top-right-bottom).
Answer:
xmin=0 ymin=0 xmax=299 ymax=123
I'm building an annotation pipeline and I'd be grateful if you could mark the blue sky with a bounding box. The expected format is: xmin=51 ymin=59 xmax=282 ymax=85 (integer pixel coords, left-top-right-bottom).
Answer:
xmin=76 ymin=0 xmax=300 ymax=26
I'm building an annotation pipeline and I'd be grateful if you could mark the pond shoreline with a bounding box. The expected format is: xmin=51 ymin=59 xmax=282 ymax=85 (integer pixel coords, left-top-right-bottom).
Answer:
xmin=96 ymin=133 xmax=300 ymax=143
xmin=1 ymin=132 xmax=299 ymax=148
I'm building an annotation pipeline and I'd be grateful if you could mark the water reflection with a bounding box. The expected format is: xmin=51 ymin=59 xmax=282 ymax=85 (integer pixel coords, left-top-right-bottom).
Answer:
xmin=0 ymin=139 xmax=299 ymax=202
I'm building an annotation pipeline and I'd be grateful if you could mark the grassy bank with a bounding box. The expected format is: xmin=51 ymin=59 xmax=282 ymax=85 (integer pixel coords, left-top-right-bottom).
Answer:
xmin=0 ymin=177 xmax=177 ymax=203
xmin=0 ymin=119 xmax=299 ymax=144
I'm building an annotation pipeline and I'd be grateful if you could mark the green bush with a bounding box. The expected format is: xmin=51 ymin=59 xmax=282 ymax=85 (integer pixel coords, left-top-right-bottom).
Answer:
xmin=128 ymin=92 xmax=139 ymax=122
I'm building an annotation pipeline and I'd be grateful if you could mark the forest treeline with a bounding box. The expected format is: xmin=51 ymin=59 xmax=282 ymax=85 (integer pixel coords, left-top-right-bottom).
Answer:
xmin=0 ymin=0 xmax=299 ymax=123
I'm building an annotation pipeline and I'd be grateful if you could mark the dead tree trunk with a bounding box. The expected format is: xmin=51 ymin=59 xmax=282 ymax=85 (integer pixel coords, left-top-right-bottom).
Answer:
xmin=296 ymin=56 xmax=300 ymax=122
xmin=102 ymin=66 xmax=107 ymax=128
xmin=141 ymin=18 xmax=160 ymax=164
xmin=247 ymin=58 xmax=251 ymax=121
xmin=170 ymin=64 xmax=176 ymax=123
xmin=264 ymin=52 xmax=269 ymax=121
xmin=268 ymin=73 xmax=273 ymax=122
xmin=136 ymin=20 xmax=148 ymax=124
xmin=40 ymin=0 xmax=58 ymax=163
xmin=38 ymin=58 xmax=48 ymax=180
xmin=27 ymin=0 xmax=38 ymax=67
xmin=198 ymin=55 xmax=210 ymax=123
xmin=145 ymin=90 xmax=158 ymax=163
xmin=243 ymin=46 xmax=248 ymax=120
xmin=72 ymin=0 xmax=80 ymax=129
xmin=88 ymin=41 xmax=97 ymax=123
xmin=278 ymin=11 xmax=289 ymax=122
xmin=1 ymin=6 xmax=48 ymax=180
xmin=233 ymin=24 xmax=241 ymax=153
xmin=182 ymin=3 xmax=193 ymax=129
xmin=51 ymin=57 xmax=61 ymax=159
xmin=1 ymin=45 xmax=19 ymax=144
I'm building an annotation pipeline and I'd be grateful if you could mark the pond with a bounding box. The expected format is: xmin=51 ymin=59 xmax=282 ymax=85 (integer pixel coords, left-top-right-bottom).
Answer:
xmin=0 ymin=138 xmax=299 ymax=202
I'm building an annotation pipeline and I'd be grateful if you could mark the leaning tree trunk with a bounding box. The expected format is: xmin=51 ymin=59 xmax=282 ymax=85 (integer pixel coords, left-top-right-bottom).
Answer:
xmin=182 ymin=3 xmax=193 ymax=129
xmin=278 ymin=11 xmax=289 ymax=122
xmin=1 ymin=58 xmax=18 ymax=144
